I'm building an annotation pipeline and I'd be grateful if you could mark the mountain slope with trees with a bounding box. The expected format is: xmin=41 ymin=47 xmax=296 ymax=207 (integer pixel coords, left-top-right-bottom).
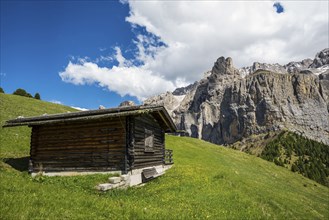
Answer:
xmin=260 ymin=131 xmax=329 ymax=187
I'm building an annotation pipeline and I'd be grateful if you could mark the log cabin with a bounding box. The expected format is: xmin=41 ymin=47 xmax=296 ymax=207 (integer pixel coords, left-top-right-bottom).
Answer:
xmin=4 ymin=105 xmax=176 ymax=176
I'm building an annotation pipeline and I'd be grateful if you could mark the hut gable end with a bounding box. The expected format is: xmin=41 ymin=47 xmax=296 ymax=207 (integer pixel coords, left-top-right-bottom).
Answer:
xmin=132 ymin=114 xmax=165 ymax=169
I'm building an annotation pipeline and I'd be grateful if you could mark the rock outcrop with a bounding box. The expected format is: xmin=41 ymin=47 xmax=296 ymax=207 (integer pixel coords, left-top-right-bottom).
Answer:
xmin=284 ymin=59 xmax=313 ymax=74
xmin=144 ymin=48 xmax=329 ymax=145
xmin=310 ymin=48 xmax=329 ymax=68
xmin=119 ymin=101 xmax=135 ymax=107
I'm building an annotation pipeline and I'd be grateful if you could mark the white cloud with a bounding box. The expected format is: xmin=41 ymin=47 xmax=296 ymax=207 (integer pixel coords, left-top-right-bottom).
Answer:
xmin=59 ymin=59 xmax=175 ymax=101
xmin=60 ymin=0 xmax=328 ymax=100
xmin=126 ymin=1 xmax=328 ymax=78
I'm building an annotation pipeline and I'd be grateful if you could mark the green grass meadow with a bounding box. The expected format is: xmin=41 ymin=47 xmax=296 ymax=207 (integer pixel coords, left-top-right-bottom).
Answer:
xmin=1 ymin=93 xmax=329 ymax=219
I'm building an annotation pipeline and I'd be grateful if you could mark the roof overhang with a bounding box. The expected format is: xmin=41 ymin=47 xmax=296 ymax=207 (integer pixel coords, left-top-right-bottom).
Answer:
xmin=3 ymin=105 xmax=177 ymax=132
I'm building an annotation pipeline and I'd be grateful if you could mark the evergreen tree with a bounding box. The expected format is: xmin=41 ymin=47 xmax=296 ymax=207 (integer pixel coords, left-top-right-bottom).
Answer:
xmin=291 ymin=164 xmax=298 ymax=172
xmin=34 ymin=93 xmax=41 ymax=100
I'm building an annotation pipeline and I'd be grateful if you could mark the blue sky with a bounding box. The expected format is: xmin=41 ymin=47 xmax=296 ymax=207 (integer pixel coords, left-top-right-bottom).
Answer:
xmin=1 ymin=0 xmax=138 ymax=109
xmin=1 ymin=1 xmax=328 ymax=110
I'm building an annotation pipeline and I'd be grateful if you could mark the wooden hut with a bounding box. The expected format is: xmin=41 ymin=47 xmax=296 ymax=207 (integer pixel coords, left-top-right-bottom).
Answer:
xmin=4 ymin=105 xmax=176 ymax=175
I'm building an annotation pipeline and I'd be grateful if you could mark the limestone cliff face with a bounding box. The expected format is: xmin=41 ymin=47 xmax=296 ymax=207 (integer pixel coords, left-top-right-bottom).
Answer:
xmin=219 ymin=71 xmax=328 ymax=144
xmin=144 ymin=49 xmax=329 ymax=145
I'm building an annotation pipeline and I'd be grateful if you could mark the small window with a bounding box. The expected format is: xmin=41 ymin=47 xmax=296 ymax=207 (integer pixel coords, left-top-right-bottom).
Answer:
xmin=145 ymin=129 xmax=154 ymax=152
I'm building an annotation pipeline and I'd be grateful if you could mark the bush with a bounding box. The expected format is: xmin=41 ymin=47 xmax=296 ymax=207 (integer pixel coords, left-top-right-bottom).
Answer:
xmin=0 ymin=87 xmax=4 ymax=93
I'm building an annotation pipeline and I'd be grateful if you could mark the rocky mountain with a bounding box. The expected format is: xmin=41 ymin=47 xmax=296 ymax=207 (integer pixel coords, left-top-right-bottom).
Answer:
xmin=310 ymin=48 xmax=329 ymax=68
xmin=144 ymin=48 xmax=329 ymax=145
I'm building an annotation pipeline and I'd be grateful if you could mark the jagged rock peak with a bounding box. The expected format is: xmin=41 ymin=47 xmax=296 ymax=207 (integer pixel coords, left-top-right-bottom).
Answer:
xmin=284 ymin=59 xmax=313 ymax=74
xmin=310 ymin=48 xmax=329 ymax=68
xmin=172 ymin=81 xmax=198 ymax=96
xmin=212 ymin=56 xmax=238 ymax=75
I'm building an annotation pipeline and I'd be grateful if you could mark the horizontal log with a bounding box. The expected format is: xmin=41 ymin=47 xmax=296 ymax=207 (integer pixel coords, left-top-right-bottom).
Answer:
xmin=35 ymin=141 xmax=126 ymax=148
xmin=33 ymin=150 xmax=126 ymax=155
xmin=134 ymin=159 xmax=163 ymax=163
xmin=134 ymin=115 xmax=158 ymax=125
xmin=134 ymin=141 xmax=163 ymax=147
xmin=31 ymin=149 xmax=125 ymax=155
xmin=133 ymin=145 xmax=163 ymax=150
xmin=133 ymin=124 xmax=163 ymax=133
xmin=33 ymin=162 xmax=124 ymax=167
xmin=134 ymin=157 xmax=164 ymax=162
xmin=36 ymin=125 xmax=126 ymax=134
xmin=33 ymin=155 xmax=125 ymax=160
xmin=31 ymin=151 xmax=125 ymax=158
xmin=133 ymin=161 xmax=163 ymax=169
xmin=134 ymin=151 xmax=164 ymax=156
xmin=35 ymin=132 xmax=125 ymax=142
xmin=133 ymin=150 xmax=163 ymax=155
xmin=33 ymin=153 xmax=125 ymax=159
xmin=134 ymin=137 xmax=163 ymax=143
xmin=134 ymin=139 xmax=163 ymax=144
xmin=32 ymin=150 xmax=126 ymax=157
xmin=33 ymin=151 xmax=126 ymax=156
xmin=35 ymin=143 xmax=125 ymax=150
xmin=32 ymin=148 xmax=125 ymax=155
xmin=32 ymin=166 xmax=124 ymax=172
xmin=35 ymin=131 xmax=125 ymax=141
xmin=33 ymin=147 xmax=125 ymax=153
xmin=33 ymin=160 xmax=124 ymax=166
xmin=37 ymin=120 xmax=126 ymax=132
xmin=134 ymin=152 xmax=164 ymax=156
xmin=134 ymin=126 xmax=163 ymax=135
xmin=37 ymin=126 xmax=125 ymax=134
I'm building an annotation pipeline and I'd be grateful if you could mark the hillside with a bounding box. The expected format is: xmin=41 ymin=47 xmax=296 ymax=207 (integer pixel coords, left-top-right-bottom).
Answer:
xmin=1 ymin=93 xmax=329 ymax=219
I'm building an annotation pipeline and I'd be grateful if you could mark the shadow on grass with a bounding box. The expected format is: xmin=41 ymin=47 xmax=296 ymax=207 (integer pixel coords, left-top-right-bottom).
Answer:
xmin=4 ymin=157 xmax=29 ymax=172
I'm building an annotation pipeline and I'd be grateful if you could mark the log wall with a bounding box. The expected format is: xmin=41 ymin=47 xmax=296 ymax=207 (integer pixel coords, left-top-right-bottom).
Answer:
xmin=132 ymin=115 xmax=165 ymax=169
xmin=30 ymin=118 xmax=127 ymax=172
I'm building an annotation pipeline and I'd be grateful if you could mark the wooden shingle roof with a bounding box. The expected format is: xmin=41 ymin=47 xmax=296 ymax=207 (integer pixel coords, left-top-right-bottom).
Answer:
xmin=4 ymin=105 xmax=177 ymax=132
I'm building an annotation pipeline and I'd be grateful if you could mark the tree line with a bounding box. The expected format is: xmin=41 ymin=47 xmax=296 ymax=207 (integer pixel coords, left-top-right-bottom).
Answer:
xmin=0 ymin=87 xmax=41 ymax=100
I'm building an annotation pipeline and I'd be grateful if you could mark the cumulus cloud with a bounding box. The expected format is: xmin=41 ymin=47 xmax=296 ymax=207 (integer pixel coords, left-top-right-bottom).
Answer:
xmin=59 ymin=49 xmax=176 ymax=101
xmin=126 ymin=1 xmax=328 ymax=72
xmin=60 ymin=0 xmax=328 ymax=100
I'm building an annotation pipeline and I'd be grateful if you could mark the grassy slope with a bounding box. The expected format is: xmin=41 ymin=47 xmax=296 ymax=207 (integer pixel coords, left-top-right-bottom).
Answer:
xmin=1 ymin=93 xmax=329 ymax=219
xmin=0 ymin=94 xmax=78 ymax=158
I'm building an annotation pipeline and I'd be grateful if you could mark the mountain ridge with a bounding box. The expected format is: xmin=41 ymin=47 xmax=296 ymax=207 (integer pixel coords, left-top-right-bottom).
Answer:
xmin=144 ymin=48 xmax=329 ymax=145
